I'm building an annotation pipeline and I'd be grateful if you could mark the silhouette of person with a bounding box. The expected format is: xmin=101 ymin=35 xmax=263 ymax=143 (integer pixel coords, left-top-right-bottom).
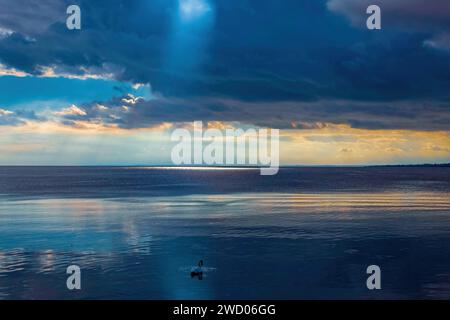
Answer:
xmin=191 ymin=260 xmax=204 ymax=280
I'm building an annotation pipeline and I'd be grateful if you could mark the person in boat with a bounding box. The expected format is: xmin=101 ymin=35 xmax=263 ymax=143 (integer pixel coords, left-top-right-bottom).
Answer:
xmin=191 ymin=260 xmax=204 ymax=279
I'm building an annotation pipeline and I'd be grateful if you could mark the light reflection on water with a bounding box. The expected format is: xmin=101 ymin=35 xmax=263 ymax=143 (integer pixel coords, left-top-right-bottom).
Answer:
xmin=1 ymin=191 xmax=450 ymax=299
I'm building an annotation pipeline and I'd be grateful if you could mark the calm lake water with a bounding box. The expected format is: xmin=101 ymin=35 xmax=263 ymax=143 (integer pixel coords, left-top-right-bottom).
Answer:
xmin=0 ymin=166 xmax=450 ymax=299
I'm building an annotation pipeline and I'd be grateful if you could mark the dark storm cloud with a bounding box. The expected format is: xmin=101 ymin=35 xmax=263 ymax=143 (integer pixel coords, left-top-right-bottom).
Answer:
xmin=327 ymin=0 xmax=450 ymax=51
xmin=61 ymin=94 xmax=450 ymax=131
xmin=327 ymin=0 xmax=450 ymax=32
xmin=0 ymin=0 xmax=65 ymax=36
xmin=0 ymin=0 xmax=449 ymax=130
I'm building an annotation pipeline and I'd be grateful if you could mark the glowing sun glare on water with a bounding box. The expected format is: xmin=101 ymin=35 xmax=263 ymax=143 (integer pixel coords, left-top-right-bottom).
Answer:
xmin=179 ymin=0 xmax=211 ymax=20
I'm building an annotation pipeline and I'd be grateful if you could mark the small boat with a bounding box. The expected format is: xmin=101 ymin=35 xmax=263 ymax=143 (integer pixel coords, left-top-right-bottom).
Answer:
xmin=191 ymin=260 xmax=204 ymax=278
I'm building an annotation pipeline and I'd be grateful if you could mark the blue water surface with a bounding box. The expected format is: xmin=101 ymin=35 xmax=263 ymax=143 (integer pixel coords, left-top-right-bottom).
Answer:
xmin=0 ymin=167 xmax=449 ymax=299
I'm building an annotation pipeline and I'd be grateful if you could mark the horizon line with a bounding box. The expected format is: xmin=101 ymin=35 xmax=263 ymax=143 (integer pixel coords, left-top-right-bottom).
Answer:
xmin=0 ymin=163 xmax=449 ymax=168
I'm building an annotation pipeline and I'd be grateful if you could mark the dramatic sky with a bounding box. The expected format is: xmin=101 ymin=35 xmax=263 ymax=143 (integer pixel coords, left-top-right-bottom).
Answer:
xmin=0 ymin=0 xmax=449 ymax=165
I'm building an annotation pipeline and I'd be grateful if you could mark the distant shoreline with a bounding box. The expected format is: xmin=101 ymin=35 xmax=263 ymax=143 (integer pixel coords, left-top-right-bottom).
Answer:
xmin=362 ymin=163 xmax=450 ymax=168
